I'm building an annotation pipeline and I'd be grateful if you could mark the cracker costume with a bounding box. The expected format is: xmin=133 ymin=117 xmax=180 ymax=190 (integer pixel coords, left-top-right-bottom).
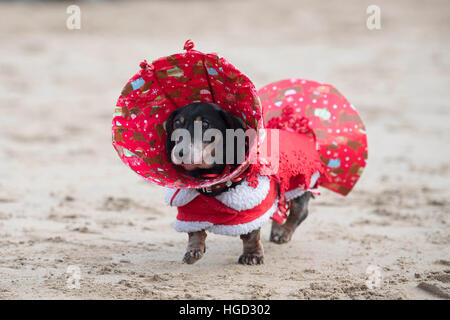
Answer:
xmin=112 ymin=41 xmax=368 ymax=236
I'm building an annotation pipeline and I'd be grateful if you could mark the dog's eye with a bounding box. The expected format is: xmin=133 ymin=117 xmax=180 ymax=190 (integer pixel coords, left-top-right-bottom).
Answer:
xmin=202 ymin=120 xmax=209 ymax=130
xmin=173 ymin=119 xmax=182 ymax=129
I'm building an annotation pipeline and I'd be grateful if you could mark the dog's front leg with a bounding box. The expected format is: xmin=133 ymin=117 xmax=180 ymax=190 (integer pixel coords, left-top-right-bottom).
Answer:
xmin=238 ymin=228 xmax=264 ymax=265
xmin=183 ymin=230 xmax=207 ymax=264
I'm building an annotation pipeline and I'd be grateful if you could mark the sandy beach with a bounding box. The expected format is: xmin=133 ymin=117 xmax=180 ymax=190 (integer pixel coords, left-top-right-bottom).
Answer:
xmin=0 ymin=0 xmax=449 ymax=299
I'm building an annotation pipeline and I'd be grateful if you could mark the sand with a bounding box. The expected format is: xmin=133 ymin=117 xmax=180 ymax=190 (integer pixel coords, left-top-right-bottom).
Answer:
xmin=0 ymin=0 xmax=449 ymax=299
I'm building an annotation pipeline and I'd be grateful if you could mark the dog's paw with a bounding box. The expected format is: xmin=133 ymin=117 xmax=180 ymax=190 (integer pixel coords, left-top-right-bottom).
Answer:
xmin=182 ymin=248 xmax=205 ymax=264
xmin=270 ymin=226 xmax=293 ymax=244
xmin=238 ymin=253 xmax=264 ymax=265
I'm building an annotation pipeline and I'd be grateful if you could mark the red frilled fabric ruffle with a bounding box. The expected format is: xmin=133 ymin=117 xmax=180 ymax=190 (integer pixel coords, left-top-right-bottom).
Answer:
xmin=264 ymin=130 xmax=327 ymax=195
xmin=258 ymin=79 xmax=368 ymax=196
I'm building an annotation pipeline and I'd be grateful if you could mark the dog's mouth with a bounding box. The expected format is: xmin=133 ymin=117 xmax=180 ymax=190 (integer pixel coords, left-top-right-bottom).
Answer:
xmin=171 ymin=143 xmax=227 ymax=178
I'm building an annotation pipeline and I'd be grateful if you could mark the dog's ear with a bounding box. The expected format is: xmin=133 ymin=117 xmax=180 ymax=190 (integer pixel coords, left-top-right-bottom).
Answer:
xmin=215 ymin=106 xmax=244 ymax=130
xmin=165 ymin=109 xmax=180 ymax=163
xmin=165 ymin=109 xmax=179 ymax=139
xmin=214 ymin=106 xmax=248 ymax=166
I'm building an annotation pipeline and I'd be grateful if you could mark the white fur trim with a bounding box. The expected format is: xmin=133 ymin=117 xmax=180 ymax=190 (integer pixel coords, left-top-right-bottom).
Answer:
xmin=173 ymin=200 xmax=278 ymax=236
xmin=284 ymin=171 xmax=320 ymax=201
xmin=285 ymin=188 xmax=306 ymax=201
xmin=172 ymin=220 xmax=213 ymax=233
xmin=215 ymin=175 xmax=270 ymax=211
xmin=165 ymin=188 xmax=199 ymax=207
xmin=309 ymin=171 xmax=320 ymax=189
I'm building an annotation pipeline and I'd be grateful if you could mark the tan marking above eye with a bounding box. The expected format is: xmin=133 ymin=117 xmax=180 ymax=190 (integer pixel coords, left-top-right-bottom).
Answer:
xmin=195 ymin=116 xmax=202 ymax=121
xmin=179 ymin=116 xmax=184 ymax=123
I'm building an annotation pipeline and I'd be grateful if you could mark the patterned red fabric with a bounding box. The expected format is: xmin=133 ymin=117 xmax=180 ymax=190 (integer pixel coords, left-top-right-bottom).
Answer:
xmin=112 ymin=41 xmax=263 ymax=189
xmin=258 ymin=79 xmax=368 ymax=195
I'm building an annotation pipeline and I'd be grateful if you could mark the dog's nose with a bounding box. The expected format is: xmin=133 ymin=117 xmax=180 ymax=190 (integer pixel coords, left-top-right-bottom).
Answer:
xmin=190 ymin=142 xmax=204 ymax=164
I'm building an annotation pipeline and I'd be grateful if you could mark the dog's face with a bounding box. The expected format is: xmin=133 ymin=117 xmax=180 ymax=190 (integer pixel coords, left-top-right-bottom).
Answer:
xmin=166 ymin=102 xmax=244 ymax=178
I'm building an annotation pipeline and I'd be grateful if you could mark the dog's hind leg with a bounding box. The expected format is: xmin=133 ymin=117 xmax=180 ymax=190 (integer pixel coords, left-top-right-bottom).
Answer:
xmin=183 ymin=230 xmax=207 ymax=264
xmin=238 ymin=228 xmax=264 ymax=265
xmin=270 ymin=191 xmax=312 ymax=244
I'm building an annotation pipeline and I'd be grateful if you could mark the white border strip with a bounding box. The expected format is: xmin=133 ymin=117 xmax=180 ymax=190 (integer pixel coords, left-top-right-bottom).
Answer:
xmin=173 ymin=200 xmax=278 ymax=236
xmin=284 ymin=171 xmax=320 ymax=201
xmin=284 ymin=188 xmax=306 ymax=201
